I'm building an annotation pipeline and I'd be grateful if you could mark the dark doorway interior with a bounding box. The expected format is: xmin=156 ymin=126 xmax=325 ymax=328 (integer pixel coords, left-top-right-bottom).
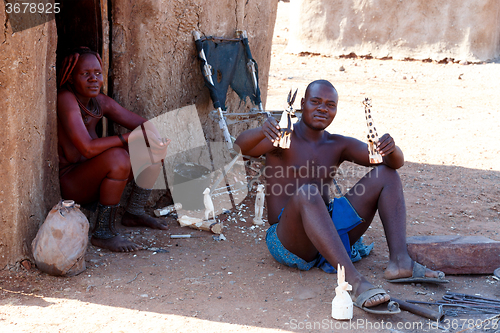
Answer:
xmin=55 ymin=0 xmax=103 ymax=78
xmin=55 ymin=0 xmax=109 ymax=136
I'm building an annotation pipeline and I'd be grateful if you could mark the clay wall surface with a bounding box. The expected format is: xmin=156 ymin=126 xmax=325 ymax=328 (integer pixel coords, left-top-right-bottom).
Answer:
xmin=0 ymin=15 xmax=60 ymax=267
xmin=110 ymin=0 xmax=279 ymax=142
xmin=0 ymin=0 xmax=278 ymax=267
xmin=287 ymin=0 xmax=500 ymax=62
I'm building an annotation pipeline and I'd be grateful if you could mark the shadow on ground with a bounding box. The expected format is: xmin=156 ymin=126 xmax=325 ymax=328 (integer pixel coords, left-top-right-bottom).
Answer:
xmin=1 ymin=161 xmax=499 ymax=332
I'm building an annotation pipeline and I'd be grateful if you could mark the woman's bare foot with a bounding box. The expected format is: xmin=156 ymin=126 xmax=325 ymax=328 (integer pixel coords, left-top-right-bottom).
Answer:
xmin=384 ymin=257 xmax=445 ymax=280
xmin=91 ymin=235 xmax=142 ymax=252
xmin=121 ymin=211 xmax=169 ymax=230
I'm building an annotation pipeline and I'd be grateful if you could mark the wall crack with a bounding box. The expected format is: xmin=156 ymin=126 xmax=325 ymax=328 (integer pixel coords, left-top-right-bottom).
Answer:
xmin=2 ymin=5 xmax=9 ymax=44
xmin=235 ymin=0 xmax=238 ymax=28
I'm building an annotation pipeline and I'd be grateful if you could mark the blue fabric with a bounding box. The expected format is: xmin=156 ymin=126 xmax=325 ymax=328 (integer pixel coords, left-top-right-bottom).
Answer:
xmin=351 ymin=236 xmax=375 ymax=263
xmin=267 ymin=196 xmax=373 ymax=273
xmin=328 ymin=196 xmax=364 ymax=258
xmin=266 ymin=223 xmax=320 ymax=270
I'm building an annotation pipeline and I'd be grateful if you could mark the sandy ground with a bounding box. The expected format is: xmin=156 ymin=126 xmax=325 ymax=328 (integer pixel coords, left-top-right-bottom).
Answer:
xmin=1 ymin=2 xmax=500 ymax=332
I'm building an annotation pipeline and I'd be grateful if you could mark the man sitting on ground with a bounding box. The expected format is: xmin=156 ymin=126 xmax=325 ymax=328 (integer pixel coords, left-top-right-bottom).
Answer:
xmin=234 ymin=79 xmax=447 ymax=313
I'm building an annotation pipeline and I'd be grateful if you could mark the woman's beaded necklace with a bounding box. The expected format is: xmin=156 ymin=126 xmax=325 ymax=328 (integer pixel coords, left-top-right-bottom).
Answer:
xmin=68 ymin=85 xmax=103 ymax=125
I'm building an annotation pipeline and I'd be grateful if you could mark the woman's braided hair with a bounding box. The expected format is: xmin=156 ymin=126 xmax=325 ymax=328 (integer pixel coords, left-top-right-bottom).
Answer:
xmin=58 ymin=47 xmax=103 ymax=88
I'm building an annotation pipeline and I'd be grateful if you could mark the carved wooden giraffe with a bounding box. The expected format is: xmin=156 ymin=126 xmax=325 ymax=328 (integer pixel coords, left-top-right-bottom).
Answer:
xmin=363 ymin=98 xmax=383 ymax=164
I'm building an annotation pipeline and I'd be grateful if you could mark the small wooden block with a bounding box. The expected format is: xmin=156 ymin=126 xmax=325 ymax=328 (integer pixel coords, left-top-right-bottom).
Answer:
xmin=407 ymin=235 xmax=500 ymax=275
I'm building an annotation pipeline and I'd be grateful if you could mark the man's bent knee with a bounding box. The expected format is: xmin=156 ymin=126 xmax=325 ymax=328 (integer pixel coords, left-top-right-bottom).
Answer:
xmin=369 ymin=164 xmax=400 ymax=182
xmin=295 ymin=184 xmax=322 ymax=205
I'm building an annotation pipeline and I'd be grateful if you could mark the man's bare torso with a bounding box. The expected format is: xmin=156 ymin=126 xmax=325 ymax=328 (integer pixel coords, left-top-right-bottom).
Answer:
xmin=265 ymin=130 xmax=348 ymax=224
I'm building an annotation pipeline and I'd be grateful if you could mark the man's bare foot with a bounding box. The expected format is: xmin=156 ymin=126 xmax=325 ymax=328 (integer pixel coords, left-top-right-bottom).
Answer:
xmin=121 ymin=211 xmax=169 ymax=230
xmin=384 ymin=258 xmax=445 ymax=280
xmin=351 ymin=278 xmax=391 ymax=307
xmin=91 ymin=235 xmax=142 ymax=252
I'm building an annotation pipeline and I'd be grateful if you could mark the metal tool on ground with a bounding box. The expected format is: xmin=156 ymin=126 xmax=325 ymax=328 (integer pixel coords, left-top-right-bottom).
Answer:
xmin=170 ymin=234 xmax=202 ymax=239
xmin=407 ymin=292 xmax=500 ymax=316
xmin=392 ymin=297 xmax=444 ymax=321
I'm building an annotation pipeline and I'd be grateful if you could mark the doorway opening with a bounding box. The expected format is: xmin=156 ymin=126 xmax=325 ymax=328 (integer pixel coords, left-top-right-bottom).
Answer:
xmin=55 ymin=0 xmax=110 ymax=135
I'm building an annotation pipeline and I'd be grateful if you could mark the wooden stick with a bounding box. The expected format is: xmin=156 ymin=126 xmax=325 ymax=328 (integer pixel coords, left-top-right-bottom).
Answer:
xmin=154 ymin=203 xmax=182 ymax=217
xmin=178 ymin=215 xmax=222 ymax=234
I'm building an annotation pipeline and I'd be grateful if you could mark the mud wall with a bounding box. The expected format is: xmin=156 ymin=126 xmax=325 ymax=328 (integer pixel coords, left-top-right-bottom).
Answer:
xmin=287 ymin=0 xmax=500 ymax=62
xmin=0 ymin=15 xmax=60 ymax=268
xmin=0 ymin=0 xmax=278 ymax=267
xmin=111 ymin=0 xmax=279 ymax=141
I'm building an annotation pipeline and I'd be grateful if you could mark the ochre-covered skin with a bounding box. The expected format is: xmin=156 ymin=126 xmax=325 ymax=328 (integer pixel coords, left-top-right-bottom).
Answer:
xmin=57 ymin=49 xmax=170 ymax=252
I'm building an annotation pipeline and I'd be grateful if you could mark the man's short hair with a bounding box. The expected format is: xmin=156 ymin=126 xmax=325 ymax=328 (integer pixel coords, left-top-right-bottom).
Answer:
xmin=305 ymin=80 xmax=337 ymax=97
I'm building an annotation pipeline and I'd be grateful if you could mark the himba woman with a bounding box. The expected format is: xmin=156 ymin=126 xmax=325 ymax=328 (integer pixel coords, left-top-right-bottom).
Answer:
xmin=58 ymin=47 xmax=170 ymax=252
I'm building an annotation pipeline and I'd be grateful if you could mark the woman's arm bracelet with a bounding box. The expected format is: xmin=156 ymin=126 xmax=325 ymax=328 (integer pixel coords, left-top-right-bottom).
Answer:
xmin=118 ymin=133 xmax=128 ymax=147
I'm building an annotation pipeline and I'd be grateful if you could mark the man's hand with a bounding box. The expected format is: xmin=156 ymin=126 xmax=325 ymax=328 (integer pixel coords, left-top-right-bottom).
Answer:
xmin=234 ymin=115 xmax=281 ymax=157
xmin=377 ymin=133 xmax=396 ymax=157
xmin=262 ymin=116 xmax=281 ymax=143
xmin=376 ymin=133 xmax=404 ymax=169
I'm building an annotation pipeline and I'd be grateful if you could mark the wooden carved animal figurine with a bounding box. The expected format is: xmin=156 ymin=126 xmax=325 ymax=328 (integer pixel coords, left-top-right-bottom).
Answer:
xmin=331 ymin=264 xmax=353 ymax=320
xmin=363 ymin=98 xmax=383 ymax=164
xmin=274 ymin=112 xmax=294 ymax=149
xmin=203 ymin=187 xmax=215 ymax=221
xmin=253 ymin=184 xmax=265 ymax=225
xmin=273 ymin=89 xmax=298 ymax=149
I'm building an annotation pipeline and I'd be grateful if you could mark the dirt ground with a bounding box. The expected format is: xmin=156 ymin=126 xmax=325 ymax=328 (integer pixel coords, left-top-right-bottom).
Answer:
xmin=1 ymin=2 xmax=500 ymax=332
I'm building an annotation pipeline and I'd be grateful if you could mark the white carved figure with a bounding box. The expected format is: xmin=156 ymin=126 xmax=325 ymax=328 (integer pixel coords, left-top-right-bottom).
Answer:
xmin=253 ymin=184 xmax=265 ymax=225
xmin=203 ymin=187 xmax=215 ymax=221
xmin=331 ymin=264 xmax=353 ymax=320
xmin=273 ymin=89 xmax=298 ymax=149
xmin=363 ymin=98 xmax=383 ymax=164
xmin=273 ymin=111 xmax=295 ymax=149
